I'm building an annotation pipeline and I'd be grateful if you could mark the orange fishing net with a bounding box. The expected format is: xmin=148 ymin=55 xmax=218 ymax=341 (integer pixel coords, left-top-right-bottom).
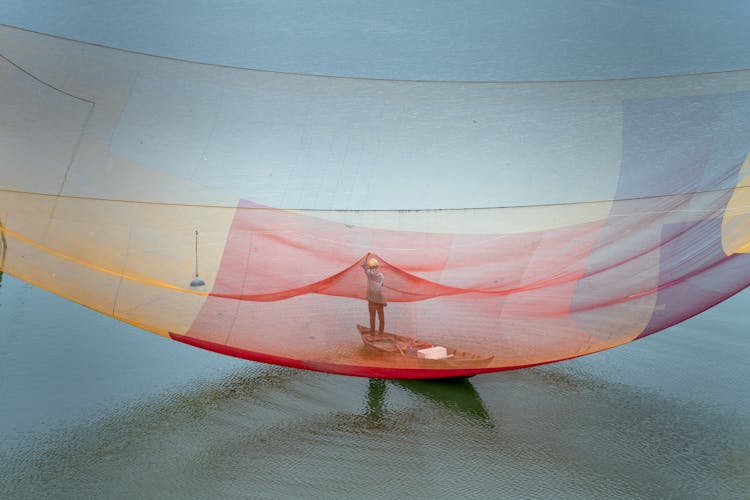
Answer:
xmin=2 ymin=25 xmax=750 ymax=377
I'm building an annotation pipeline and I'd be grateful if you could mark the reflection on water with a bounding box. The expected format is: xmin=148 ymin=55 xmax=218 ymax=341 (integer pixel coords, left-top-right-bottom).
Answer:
xmin=1 ymin=358 xmax=748 ymax=499
xmin=364 ymin=377 xmax=492 ymax=428
xmin=391 ymin=378 xmax=492 ymax=428
xmin=365 ymin=379 xmax=387 ymax=422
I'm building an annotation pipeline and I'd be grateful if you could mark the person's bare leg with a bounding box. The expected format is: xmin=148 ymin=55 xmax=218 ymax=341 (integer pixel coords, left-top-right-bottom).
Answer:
xmin=369 ymin=303 xmax=376 ymax=332
xmin=377 ymin=305 xmax=385 ymax=334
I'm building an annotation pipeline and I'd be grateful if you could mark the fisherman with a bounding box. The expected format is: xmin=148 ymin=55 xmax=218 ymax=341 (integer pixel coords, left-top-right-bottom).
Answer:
xmin=362 ymin=253 xmax=386 ymax=334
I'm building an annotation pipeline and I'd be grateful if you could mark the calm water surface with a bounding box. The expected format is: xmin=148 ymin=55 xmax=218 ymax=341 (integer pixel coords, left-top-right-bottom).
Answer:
xmin=1 ymin=274 xmax=748 ymax=498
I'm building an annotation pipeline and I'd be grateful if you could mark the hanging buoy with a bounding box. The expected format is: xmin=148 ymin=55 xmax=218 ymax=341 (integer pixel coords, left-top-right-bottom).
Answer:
xmin=190 ymin=229 xmax=206 ymax=288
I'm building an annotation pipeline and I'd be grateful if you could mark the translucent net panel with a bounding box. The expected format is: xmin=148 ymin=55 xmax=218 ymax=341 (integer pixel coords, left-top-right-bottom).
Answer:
xmin=2 ymin=25 xmax=750 ymax=378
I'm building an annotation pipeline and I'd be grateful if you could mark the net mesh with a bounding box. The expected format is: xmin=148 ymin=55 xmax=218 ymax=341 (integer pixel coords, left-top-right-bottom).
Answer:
xmin=2 ymin=25 xmax=750 ymax=377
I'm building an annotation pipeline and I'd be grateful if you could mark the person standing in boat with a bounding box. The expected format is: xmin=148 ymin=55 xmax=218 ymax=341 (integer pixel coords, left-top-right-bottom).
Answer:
xmin=362 ymin=253 xmax=386 ymax=334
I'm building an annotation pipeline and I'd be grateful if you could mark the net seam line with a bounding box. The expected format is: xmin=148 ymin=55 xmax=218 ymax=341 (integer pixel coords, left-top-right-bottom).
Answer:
xmin=1 ymin=185 xmax=748 ymax=212
xmin=3 ymin=23 xmax=750 ymax=85
xmin=0 ymin=53 xmax=94 ymax=104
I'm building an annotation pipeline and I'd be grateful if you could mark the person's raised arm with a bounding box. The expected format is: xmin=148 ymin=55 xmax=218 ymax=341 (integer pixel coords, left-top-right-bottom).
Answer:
xmin=362 ymin=251 xmax=372 ymax=269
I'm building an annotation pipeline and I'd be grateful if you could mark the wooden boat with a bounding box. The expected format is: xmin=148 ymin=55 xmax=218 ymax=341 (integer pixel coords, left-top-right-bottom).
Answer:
xmin=357 ymin=325 xmax=494 ymax=368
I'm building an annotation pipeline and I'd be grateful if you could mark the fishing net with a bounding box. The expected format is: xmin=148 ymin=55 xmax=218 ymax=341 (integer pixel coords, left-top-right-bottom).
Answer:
xmin=2 ymin=25 xmax=750 ymax=377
